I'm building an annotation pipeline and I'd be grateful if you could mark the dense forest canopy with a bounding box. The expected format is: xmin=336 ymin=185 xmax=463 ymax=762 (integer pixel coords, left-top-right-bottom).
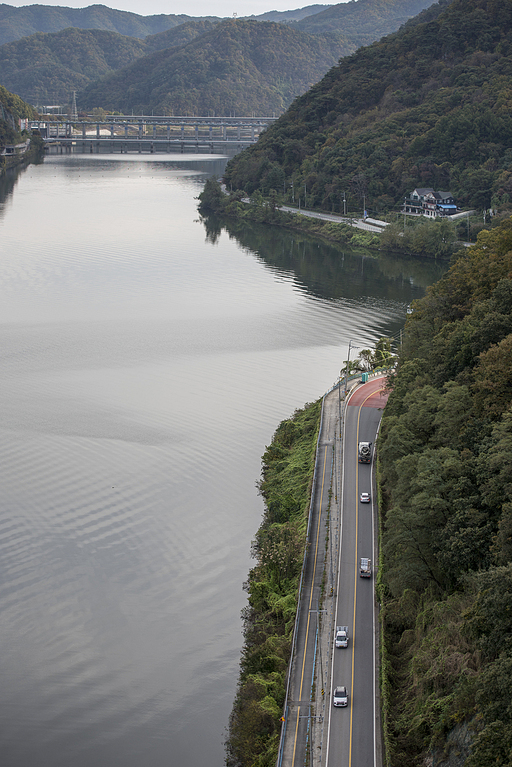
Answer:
xmin=0 ymin=0 xmax=437 ymax=113
xmin=294 ymin=0 xmax=436 ymax=42
xmin=378 ymin=217 xmax=512 ymax=765
xmin=0 ymin=28 xmax=147 ymax=105
xmin=78 ymin=19 xmax=349 ymax=117
xmin=0 ymin=83 xmax=36 ymax=147
xmin=0 ymin=4 xmax=203 ymax=47
xmin=224 ymin=0 xmax=512 ymax=214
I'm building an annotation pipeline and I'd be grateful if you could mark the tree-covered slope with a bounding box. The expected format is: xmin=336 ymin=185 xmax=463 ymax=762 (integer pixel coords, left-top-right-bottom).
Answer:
xmin=0 ymin=82 xmax=36 ymax=148
xmin=378 ymin=217 xmax=512 ymax=765
xmin=0 ymin=4 xmax=206 ymax=47
xmin=224 ymin=0 xmax=512 ymax=214
xmin=144 ymin=19 xmax=219 ymax=53
xmin=295 ymin=0 xmax=437 ymax=43
xmin=0 ymin=27 xmax=147 ymax=104
xmin=0 ymin=21 xmax=224 ymax=105
xmin=78 ymin=19 xmax=352 ymax=116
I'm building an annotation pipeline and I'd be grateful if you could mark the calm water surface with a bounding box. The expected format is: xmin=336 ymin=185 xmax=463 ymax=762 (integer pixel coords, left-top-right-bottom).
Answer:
xmin=0 ymin=152 xmax=445 ymax=767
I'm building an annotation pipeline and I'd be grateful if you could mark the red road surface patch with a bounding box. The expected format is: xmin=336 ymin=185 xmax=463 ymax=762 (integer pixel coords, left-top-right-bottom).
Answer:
xmin=348 ymin=377 xmax=390 ymax=408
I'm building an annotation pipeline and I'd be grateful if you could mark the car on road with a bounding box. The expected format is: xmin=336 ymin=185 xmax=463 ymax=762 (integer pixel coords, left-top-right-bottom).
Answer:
xmin=333 ymin=686 xmax=349 ymax=707
xmin=335 ymin=626 xmax=349 ymax=648
xmin=360 ymin=492 xmax=371 ymax=503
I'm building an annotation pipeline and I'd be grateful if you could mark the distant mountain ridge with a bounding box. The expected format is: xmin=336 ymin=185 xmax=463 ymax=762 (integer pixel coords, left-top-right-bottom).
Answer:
xmin=295 ymin=0 xmax=440 ymax=41
xmin=0 ymin=0 xmax=439 ymax=112
xmin=245 ymin=4 xmax=332 ymax=22
xmin=0 ymin=3 xmax=217 ymax=47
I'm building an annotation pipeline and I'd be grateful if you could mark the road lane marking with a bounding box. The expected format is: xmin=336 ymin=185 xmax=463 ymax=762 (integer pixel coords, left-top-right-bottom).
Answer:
xmin=349 ymin=387 xmax=380 ymax=767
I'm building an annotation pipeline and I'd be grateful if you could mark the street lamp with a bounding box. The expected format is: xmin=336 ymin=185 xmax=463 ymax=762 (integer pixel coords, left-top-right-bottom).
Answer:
xmin=344 ymin=340 xmax=360 ymax=399
xmin=338 ymin=340 xmax=359 ymax=441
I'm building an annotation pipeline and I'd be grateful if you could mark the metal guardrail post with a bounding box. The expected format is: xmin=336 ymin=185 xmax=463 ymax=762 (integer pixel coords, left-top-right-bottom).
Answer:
xmin=275 ymin=390 xmax=328 ymax=767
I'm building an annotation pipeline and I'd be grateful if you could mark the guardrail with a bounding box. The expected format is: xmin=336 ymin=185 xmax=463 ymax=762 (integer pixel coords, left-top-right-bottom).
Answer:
xmin=276 ymin=366 xmax=392 ymax=767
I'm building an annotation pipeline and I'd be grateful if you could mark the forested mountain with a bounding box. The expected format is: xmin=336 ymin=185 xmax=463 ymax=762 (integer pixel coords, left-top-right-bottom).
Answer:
xmin=0 ymin=4 xmax=208 ymax=47
xmin=78 ymin=19 xmax=351 ymax=116
xmin=378 ymin=216 xmax=512 ymax=766
xmin=0 ymin=28 xmax=147 ymax=105
xmin=0 ymin=21 xmax=224 ymax=105
xmin=0 ymin=0 xmax=440 ymax=113
xmin=295 ymin=0 xmax=436 ymax=43
xmin=0 ymin=0 xmax=433 ymax=49
xmin=224 ymin=0 xmax=512 ymax=214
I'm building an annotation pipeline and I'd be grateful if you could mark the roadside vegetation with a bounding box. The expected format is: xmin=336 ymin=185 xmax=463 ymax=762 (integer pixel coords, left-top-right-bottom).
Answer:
xmin=199 ymin=178 xmax=494 ymax=259
xmin=199 ymin=178 xmax=381 ymax=253
xmin=377 ymin=216 xmax=512 ymax=765
xmin=226 ymin=400 xmax=321 ymax=767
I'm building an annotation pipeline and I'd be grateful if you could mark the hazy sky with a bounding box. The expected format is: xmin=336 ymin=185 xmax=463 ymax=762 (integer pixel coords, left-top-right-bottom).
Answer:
xmin=7 ymin=1 xmax=343 ymax=19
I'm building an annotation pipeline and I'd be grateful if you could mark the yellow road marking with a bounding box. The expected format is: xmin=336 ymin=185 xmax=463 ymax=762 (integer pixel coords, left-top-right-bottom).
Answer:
xmin=348 ymin=387 xmax=379 ymax=767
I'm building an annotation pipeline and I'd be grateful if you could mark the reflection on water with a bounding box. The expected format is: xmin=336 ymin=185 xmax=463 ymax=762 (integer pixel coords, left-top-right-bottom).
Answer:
xmin=202 ymin=213 xmax=448 ymax=300
xmin=0 ymin=153 xmax=446 ymax=767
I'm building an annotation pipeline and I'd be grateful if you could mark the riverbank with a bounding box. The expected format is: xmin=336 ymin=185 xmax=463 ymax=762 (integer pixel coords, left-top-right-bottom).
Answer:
xmin=226 ymin=400 xmax=321 ymax=767
xmin=199 ymin=178 xmax=382 ymax=254
xmin=0 ymin=134 xmax=44 ymax=175
xmin=199 ymin=180 xmax=471 ymax=260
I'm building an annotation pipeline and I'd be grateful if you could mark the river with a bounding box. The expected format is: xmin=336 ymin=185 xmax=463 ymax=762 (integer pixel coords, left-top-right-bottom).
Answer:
xmin=0 ymin=150 xmax=446 ymax=767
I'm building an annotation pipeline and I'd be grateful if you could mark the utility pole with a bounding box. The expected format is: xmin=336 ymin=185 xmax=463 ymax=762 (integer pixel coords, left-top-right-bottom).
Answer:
xmin=344 ymin=340 xmax=359 ymax=399
xmin=71 ymin=90 xmax=78 ymax=122
xmin=343 ymin=191 xmax=346 ymax=216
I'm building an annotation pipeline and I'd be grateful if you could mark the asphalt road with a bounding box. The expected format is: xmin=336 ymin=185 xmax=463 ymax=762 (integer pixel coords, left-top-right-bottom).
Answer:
xmin=326 ymin=377 xmax=388 ymax=767
xmin=278 ymin=376 xmax=387 ymax=767
xmin=279 ymin=205 xmax=385 ymax=233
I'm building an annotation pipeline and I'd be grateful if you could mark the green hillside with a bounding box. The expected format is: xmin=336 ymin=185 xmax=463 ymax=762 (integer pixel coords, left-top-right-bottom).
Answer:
xmin=0 ymin=4 xmax=207 ymax=47
xmin=224 ymin=0 xmax=512 ymax=214
xmin=378 ymin=215 xmax=512 ymax=766
xmin=78 ymin=19 xmax=351 ymax=116
xmin=295 ymin=0 xmax=437 ymax=43
xmin=0 ymin=28 xmax=147 ymax=105
xmin=144 ymin=19 xmax=219 ymax=53
xmin=0 ymin=83 xmax=37 ymax=149
xmin=0 ymin=21 xmax=223 ymax=105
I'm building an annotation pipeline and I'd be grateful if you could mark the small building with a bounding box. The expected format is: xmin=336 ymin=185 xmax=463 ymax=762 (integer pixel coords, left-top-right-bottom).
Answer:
xmin=0 ymin=139 xmax=30 ymax=157
xmin=403 ymin=188 xmax=457 ymax=218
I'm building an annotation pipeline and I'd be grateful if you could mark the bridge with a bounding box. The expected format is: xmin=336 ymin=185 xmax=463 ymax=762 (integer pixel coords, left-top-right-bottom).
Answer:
xmin=30 ymin=115 xmax=277 ymax=153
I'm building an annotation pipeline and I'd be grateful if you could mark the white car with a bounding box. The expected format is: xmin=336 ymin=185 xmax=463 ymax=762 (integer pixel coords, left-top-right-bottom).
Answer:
xmin=333 ymin=686 xmax=348 ymax=707
xmin=360 ymin=492 xmax=371 ymax=503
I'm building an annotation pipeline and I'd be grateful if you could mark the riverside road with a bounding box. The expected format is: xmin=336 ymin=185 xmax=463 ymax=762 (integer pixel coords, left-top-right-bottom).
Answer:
xmin=278 ymin=375 xmax=388 ymax=767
